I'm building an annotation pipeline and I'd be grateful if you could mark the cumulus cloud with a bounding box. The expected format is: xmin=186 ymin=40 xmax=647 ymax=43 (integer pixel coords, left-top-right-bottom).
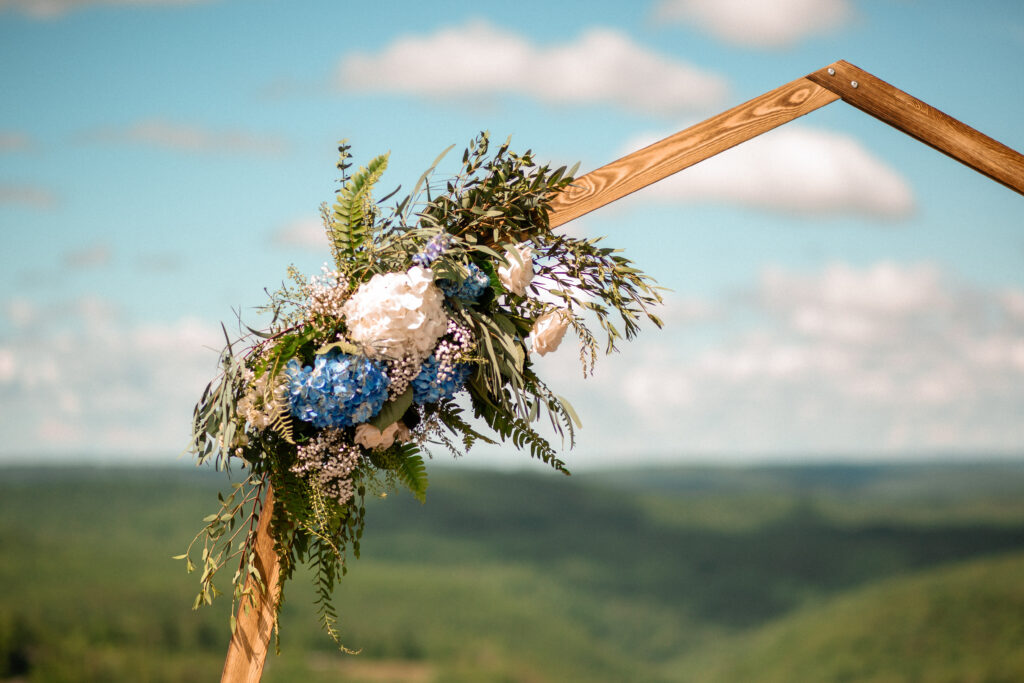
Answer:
xmin=0 ymin=0 xmax=211 ymax=19
xmin=137 ymin=251 xmax=183 ymax=272
xmin=82 ymin=119 xmax=288 ymax=155
xmin=0 ymin=296 xmax=222 ymax=458
xmin=653 ymin=0 xmax=853 ymax=48
xmin=0 ymin=183 xmax=57 ymax=209
xmin=272 ymin=216 xmax=329 ymax=250
xmin=529 ymin=262 xmax=1024 ymax=464
xmin=63 ymin=243 xmax=113 ymax=269
xmin=0 ymin=132 xmax=31 ymax=152
xmin=620 ymin=125 xmax=914 ymax=218
xmin=339 ymin=20 xmax=729 ymax=115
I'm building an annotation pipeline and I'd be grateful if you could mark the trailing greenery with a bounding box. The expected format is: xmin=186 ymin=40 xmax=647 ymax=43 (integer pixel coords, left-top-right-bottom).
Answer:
xmin=181 ymin=132 xmax=663 ymax=648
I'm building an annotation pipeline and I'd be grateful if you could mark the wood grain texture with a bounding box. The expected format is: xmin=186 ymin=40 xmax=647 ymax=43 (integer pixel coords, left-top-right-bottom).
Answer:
xmin=547 ymin=77 xmax=839 ymax=228
xmin=221 ymin=486 xmax=280 ymax=683
xmin=808 ymin=60 xmax=1024 ymax=196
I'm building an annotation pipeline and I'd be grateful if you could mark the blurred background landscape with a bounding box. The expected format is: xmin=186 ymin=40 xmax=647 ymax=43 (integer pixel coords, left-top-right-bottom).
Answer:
xmin=3 ymin=0 xmax=1024 ymax=680
xmin=6 ymin=461 xmax=1024 ymax=681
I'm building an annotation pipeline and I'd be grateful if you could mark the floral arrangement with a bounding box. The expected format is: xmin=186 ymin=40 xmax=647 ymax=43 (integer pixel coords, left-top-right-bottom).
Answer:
xmin=180 ymin=133 xmax=663 ymax=646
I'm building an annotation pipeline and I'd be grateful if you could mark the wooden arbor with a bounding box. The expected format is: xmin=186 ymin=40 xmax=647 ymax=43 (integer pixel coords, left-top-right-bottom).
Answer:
xmin=222 ymin=60 xmax=1024 ymax=682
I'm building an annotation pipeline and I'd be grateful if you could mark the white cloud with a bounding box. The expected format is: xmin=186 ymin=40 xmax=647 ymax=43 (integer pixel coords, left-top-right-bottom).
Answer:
xmin=339 ymin=20 xmax=728 ymax=115
xmin=529 ymin=262 xmax=1024 ymax=465
xmin=0 ymin=296 xmax=222 ymax=458
xmin=621 ymin=125 xmax=914 ymax=218
xmin=0 ymin=183 xmax=57 ymax=209
xmin=1003 ymin=290 xmax=1024 ymax=321
xmin=658 ymin=293 xmax=716 ymax=325
xmin=0 ymin=132 xmax=31 ymax=152
xmin=759 ymin=262 xmax=946 ymax=343
xmin=553 ymin=218 xmax=590 ymax=240
xmin=0 ymin=348 xmax=14 ymax=383
xmin=83 ymin=119 xmax=288 ymax=155
xmin=0 ymin=0 xmax=211 ymax=19
xmin=272 ymin=216 xmax=329 ymax=250
xmin=653 ymin=0 xmax=853 ymax=48
xmin=63 ymin=243 xmax=113 ymax=269
xmin=6 ymin=264 xmax=1021 ymax=465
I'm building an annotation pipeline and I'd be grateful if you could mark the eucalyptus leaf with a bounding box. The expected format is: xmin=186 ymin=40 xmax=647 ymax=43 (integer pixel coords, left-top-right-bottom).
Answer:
xmin=369 ymin=387 xmax=413 ymax=430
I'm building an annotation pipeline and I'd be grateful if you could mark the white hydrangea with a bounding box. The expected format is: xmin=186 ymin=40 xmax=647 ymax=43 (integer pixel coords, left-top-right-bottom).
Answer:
xmin=342 ymin=266 xmax=448 ymax=363
xmin=497 ymin=243 xmax=534 ymax=296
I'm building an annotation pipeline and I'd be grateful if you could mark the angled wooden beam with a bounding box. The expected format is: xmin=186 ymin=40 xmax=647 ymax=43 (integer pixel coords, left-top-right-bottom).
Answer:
xmin=807 ymin=60 xmax=1024 ymax=196
xmin=551 ymin=61 xmax=1024 ymax=229
xmin=548 ymin=76 xmax=840 ymax=227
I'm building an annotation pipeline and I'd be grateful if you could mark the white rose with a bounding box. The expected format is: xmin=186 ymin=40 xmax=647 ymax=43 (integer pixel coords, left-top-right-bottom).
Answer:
xmin=342 ymin=266 xmax=448 ymax=363
xmin=354 ymin=422 xmax=402 ymax=450
xmin=530 ymin=308 xmax=571 ymax=356
xmin=497 ymin=243 xmax=534 ymax=296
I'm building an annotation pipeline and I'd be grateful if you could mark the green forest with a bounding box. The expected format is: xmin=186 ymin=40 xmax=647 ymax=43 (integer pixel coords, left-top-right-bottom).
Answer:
xmin=4 ymin=461 xmax=1024 ymax=682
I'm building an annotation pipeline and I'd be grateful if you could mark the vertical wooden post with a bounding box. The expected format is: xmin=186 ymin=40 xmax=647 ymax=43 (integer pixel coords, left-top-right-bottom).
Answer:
xmin=221 ymin=486 xmax=280 ymax=683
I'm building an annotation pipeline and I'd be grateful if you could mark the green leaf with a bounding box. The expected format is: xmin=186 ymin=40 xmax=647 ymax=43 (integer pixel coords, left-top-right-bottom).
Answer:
xmin=470 ymin=244 xmax=503 ymax=260
xmin=556 ymin=394 xmax=582 ymax=428
xmin=410 ymin=144 xmax=454 ymax=207
xmin=315 ymin=339 xmax=362 ymax=356
xmin=368 ymin=387 xmax=413 ymax=429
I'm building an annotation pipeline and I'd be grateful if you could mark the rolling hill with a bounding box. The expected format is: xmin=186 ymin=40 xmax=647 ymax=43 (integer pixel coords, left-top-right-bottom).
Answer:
xmin=3 ymin=462 xmax=1024 ymax=681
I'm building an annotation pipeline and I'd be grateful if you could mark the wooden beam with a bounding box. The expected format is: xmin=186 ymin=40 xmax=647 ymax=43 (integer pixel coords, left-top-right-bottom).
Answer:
xmin=548 ymin=76 xmax=840 ymax=227
xmin=218 ymin=60 xmax=1024 ymax=682
xmin=807 ymin=60 xmax=1024 ymax=196
xmin=221 ymin=487 xmax=280 ymax=683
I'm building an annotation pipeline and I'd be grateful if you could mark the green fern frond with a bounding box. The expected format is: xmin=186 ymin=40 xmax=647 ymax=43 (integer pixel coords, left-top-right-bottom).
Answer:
xmin=437 ymin=400 xmax=496 ymax=452
xmin=394 ymin=446 xmax=428 ymax=502
xmin=470 ymin=391 xmax=569 ymax=474
xmin=262 ymin=377 xmax=295 ymax=445
xmin=268 ymin=406 xmax=294 ymax=445
xmin=329 ymin=152 xmax=390 ymax=273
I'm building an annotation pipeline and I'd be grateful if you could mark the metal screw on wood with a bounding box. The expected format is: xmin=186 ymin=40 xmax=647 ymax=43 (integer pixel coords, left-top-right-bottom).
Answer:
xmin=827 ymin=68 xmax=835 ymax=75
xmin=851 ymin=80 xmax=859 ymax=88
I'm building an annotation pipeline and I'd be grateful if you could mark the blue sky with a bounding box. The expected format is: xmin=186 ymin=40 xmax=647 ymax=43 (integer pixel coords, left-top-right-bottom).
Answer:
xmin=1 ymin=0 xmax=1022 ymax=467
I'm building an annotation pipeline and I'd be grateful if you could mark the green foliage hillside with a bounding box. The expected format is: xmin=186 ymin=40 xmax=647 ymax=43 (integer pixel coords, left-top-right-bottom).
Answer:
xmin=680 ymin=551 xmax=1024 ymax=682
xmin=3 ymin=462 xmax=1024 ymax=681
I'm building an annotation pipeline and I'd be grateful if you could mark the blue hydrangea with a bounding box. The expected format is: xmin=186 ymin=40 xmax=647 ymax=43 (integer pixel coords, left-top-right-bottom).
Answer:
xmin=285 ymin=351 xmax=390 ymax=429
xmin=411 ymin=233 xmax=452 ymax=267
xmin=440 ymin=263 xmax=491 ymax=301
xmin=411 ymin=355 xmax=473 ymax=405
